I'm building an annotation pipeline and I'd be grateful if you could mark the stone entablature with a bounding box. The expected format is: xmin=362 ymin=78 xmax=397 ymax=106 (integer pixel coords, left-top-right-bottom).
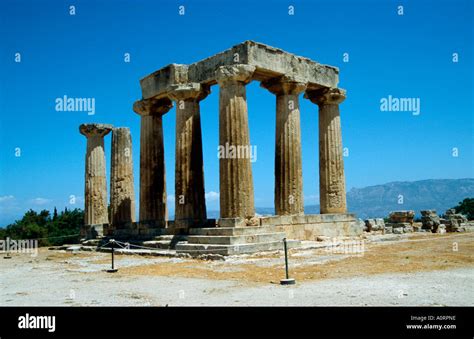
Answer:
xmin=139 ymin=41 xmax=339 ymax=100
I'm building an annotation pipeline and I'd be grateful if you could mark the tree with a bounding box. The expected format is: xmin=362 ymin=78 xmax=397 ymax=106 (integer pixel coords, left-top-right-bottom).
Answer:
xmin=1 ymin=207 xmax=84 ymax=246
xmin=453 ymin=198 xmax=474 ymax=220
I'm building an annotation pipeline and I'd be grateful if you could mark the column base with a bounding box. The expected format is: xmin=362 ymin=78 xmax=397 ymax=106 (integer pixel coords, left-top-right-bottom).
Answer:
xmin=321 ymin=208 xmax=348 ymax=214
xmin=82 ymin=224 xmax=108 ymax=239
xmin=172 ymin=218 xmax=214 ymax=229
xmin=217 ymin=217 xmax=260 ymax=227
xmin=138 ymin=220 xmax=167 ymax=229
xmin=105 ymin=222 xmax=135 ymax=236
xmin=218 ymin=218 xmax=245 ymax=227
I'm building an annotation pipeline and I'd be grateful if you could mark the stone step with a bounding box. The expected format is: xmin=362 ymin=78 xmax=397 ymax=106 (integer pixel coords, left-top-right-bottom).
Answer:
xmin=141 ymin=240 xmax=173 ymax=249
xmin=176 ymin=239 xmax=300 ymax=256
xmin=81 ymin=239 xmax=101 ymax=246
xmin=153 ymin=235 xmax=188 ymax=241
xmin=142 ymin=237 xmax=188 ymax=250
xmin=189 ymin=226 xmax=277 ymax=236
xmin=187 ymin=232 xmax=286 ymax=245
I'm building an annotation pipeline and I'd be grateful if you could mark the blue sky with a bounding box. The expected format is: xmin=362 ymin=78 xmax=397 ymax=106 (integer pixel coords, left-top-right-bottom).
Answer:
xmin=0 ymin=0 xmax=472 ymax=226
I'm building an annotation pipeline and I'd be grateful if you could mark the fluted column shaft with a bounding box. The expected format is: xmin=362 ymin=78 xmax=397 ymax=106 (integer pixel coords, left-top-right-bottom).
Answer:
xmin=110 ymin=127 xmax=135 ymax=228
xmin=133 ymin=98 xmax=173 ymax=227
xmin=306 ymin=88 xmax=347 ymax=214
xmin=216 ymin=65 xmax=256 ymax=219
xmin=169 ymin=84 xmax=209 ymax=227
xmin=262 ymin=76 xmax=306 ymax=215
xmin=79 ymin=124 xmax=113 ymax=229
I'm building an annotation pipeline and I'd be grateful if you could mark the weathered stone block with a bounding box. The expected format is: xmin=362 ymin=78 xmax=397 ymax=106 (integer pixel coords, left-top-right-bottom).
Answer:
xmin=442 ymin=209 xmax=468 ymax=232
xmin=139 ymin=41 xmax=339 ymax=100
xmin=412 ymin=222 xmax=423 ymax=232
xmin=245 ymin=216 xmax=260 ymax=226
xmin=389 ymin=210 xmax=415 ymax=224
xmin=421 ymin=210 xmax=441 ymax=232
xmin=218 ymin=218 xmax=245 ymax=228
xmin=393 ymin=227 xmax=404 ymax=234
xmin=292 ymin=215 xmax=307 ymax=224
xmin=365 ymin=218 xmax=385 ymax=232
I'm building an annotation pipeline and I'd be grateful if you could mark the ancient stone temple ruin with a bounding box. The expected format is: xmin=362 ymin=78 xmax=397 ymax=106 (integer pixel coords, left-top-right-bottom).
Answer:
xmin=79 ymin=41 xmax=361 ymax=255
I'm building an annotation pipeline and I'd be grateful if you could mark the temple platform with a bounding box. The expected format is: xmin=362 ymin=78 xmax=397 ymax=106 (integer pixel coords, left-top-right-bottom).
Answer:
xmin=88 ymin=213 xmax=362 ymax=256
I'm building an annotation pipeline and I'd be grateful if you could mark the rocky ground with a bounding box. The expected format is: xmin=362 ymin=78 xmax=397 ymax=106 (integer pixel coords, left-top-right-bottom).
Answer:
xmin=1 ymin=232 xmax=473 ymax=306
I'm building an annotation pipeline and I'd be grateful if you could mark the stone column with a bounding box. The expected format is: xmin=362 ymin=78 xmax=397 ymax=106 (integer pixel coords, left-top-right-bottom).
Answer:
xmin=305 ymin=87 xmax=347 ymax=214
xmin=79 ymin=123 xmax=113 ymax=236
xmin=261 ymin=76 xmax=306 ymax=216
xmin=133 ymin=98 xmax=173 ymax=228
xmin=215 ymin=65 xmax=256 ymax=220
xmin=168 ymin=83 xmax=209 ymax=228
xmin=110 ymin=127 xmax=136 ymax=229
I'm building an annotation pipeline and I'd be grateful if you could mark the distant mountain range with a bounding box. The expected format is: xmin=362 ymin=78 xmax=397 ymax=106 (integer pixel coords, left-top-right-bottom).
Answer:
xmin=205 ymin=179 xmax=474 ymax=220
xmin=343 ymin=178 xmax=474 ymax=219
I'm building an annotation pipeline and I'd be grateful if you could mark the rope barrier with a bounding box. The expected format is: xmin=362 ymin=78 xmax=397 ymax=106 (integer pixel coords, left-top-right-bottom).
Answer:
xmin=96 ymin=242 xmax=115 ymax=250
xmin=109 ymin=239 xmax=287 ymax=254
xmin=2 ymin=233 xmax=80 ymax=241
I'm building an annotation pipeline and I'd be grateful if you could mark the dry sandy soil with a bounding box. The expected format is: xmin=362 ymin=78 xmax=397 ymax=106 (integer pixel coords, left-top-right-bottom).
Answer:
xmin=1 ymin=232 xmax=473 ymax=306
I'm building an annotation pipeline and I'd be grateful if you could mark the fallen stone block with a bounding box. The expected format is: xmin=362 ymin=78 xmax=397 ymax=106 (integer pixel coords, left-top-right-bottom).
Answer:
xmin=389 ymin=210 xmax=415 ymax=224
xmin=393 ymin=227 xmax=403 ymax=234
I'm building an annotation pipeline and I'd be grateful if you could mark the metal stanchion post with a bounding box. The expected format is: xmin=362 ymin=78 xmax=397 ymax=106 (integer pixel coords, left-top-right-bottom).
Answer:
xmin=280 ymin=238 xmax=295 ymax=285
xmin=106 ymin=239 xmax=118 ymax=273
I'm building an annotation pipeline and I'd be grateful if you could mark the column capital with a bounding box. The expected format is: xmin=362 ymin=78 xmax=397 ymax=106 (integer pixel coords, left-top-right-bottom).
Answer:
xmin=168 ymin=83 xmax=210 ymax=102
xmin=305 ymin=87 xmax=346 ymax=106
xmin=79 ymin=123 xmax=113 ymax=138
xmin=261 ymin=75 xmax=307 ymax=95
xmin=133 ymin=97 xmax=173 ymax=116
xmin=215 ymin=64 xmax=256 ymax=86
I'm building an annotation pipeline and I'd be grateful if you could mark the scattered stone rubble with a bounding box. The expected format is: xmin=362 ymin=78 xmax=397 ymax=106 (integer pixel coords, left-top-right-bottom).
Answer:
xmin=389 ymin=210 xmax=415 ymax=223
xmin=387 ymin=210 xmax=414 ymax=234
xmin=421 ymin=210 xmax=444 ymax=233
xmin=442 ymin=209 xmax=468 ymax=232
xmin=364 ymin=218 xmax=385 ymax=232
xmin=362 ymin=209 xmax=472 ymax=235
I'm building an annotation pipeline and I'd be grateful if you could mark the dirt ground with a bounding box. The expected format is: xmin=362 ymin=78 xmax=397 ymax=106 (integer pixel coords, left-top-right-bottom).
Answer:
xmin=1 ymin=232 xmax=473 ymax=306
xmin=119 ymin=233 xmax=474 ymax=283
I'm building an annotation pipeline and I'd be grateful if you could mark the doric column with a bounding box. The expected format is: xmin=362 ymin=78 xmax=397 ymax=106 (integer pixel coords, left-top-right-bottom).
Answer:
xmin=133 ymin=97 xmax=173 ymax=228
xmin=305 ymin=87 xmax=347 ymax=214
xmin=261 ymin=76 xmax=306 ymax=216
xmin=79 ymin=123 xmax=113 ymax=236
xmin=215 ymin=64 xmax=256 ymax=219
xmin=110 ymin=127 xmax=136 ymax=229
xmin=168 ymin=83 xmax=209 ymax=228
